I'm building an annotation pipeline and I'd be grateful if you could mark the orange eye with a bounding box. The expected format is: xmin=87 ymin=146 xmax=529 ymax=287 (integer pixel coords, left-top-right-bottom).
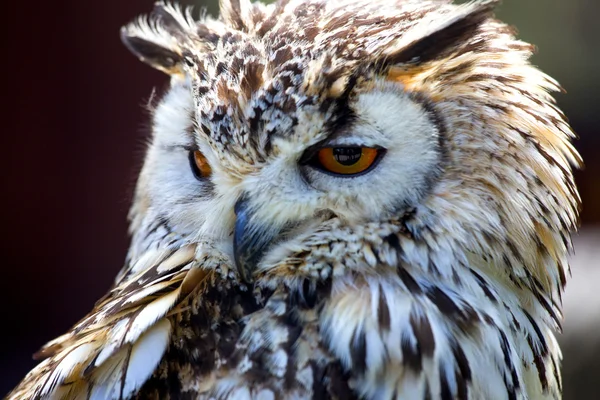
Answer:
xmin=189 ymin=150 xmax=212 ymax=179
xmin=315 ymin=147 xmax=380 ymax=176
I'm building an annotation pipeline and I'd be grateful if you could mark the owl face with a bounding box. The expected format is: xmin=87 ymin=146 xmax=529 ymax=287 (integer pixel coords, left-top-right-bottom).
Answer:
xmin=141 ymin=75 xmax=443 ymax=281
xmin=124 ymin=0 xmax=579 ymax=293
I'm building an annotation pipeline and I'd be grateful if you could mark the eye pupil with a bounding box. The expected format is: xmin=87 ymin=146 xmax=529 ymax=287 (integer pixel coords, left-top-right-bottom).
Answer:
xmin=333 ymin=147 xmax=362 ymax=166
xmin=313 ymin=146 xmax=382 ymax=176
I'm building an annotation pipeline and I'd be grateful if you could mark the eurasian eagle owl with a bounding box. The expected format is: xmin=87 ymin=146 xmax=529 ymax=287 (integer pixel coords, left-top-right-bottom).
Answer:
xmin=9 ymin=0 xmax=580 ymax=399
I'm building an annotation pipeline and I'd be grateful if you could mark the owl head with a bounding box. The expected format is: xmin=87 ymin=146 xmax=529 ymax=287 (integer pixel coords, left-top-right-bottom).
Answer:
xmin=6 ymin=1 xmax=582 ymax=399
xmin=121 ymin=0 xmax=580 ymax=316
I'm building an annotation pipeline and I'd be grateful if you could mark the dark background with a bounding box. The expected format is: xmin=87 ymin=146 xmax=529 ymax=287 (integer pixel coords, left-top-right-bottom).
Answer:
xmin=2 ymin=0 xmax=599 ymax=398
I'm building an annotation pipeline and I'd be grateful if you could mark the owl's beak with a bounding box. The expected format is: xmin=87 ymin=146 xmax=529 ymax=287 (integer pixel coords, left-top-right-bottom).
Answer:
xmin=233 ymin=197 xmax=278 ymax=282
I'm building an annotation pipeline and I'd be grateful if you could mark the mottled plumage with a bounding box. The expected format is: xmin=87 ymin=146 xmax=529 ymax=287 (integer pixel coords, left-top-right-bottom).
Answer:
xmin=8 ymin=0 xmax=580 ymax=399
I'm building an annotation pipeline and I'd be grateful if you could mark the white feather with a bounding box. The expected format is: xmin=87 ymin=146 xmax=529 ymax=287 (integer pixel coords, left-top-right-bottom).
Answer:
xmin=89 ymin=347 xmax=128 ymax=400
xmin=122 ymin=318 xmax=172 ymax=398
xmin=156 ymin=244 xmax=195 ymax=273
xmin=41 ymin=342 xmax=97 ymax=395
xmin=88 ymin=318 xmax=171 ymax=400
xmin=124 ymin=289 xmax=180 ymax=343
xmin=93 ymin=319 xmax=130 ymax=368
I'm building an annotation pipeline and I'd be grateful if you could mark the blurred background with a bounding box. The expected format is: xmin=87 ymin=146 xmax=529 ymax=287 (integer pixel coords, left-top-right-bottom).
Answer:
xmin=1 ymin=0 xmax=598 ymax=398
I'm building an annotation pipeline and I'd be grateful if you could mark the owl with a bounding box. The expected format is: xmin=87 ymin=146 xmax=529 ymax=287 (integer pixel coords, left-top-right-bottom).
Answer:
xmin=8 ymin=0 xmax=580 ymax=399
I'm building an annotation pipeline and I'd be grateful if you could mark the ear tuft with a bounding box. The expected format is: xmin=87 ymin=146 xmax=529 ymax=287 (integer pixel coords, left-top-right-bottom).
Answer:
xmin=383 ymin=0 xmax=499 ymax=65
xmin=121 ymin=2 xmax=197 ymax=74
xmin=219 ymin=0 xmax=253 ymax=31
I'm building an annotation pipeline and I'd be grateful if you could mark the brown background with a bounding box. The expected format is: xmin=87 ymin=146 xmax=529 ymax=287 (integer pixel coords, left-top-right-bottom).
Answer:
xmin=2 ymin=0 xmax=599 ymax=398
